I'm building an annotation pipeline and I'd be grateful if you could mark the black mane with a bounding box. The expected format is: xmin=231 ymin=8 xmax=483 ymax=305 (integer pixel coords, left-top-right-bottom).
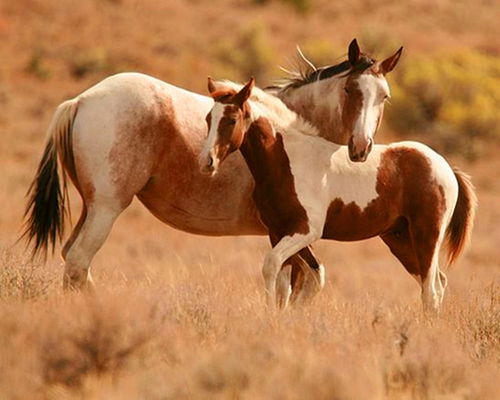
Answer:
xmin=268 ymin=54 xmax=376 ymax=92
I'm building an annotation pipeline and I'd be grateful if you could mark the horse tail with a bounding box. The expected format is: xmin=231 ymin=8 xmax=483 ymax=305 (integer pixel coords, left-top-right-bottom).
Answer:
xmin=444 ymin=168 xmax=478 ymax=267
xmin=22 ymin=98 xmax=79 ymax=257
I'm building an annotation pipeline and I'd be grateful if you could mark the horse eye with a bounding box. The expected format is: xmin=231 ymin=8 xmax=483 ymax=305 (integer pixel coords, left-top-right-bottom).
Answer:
xmin=227 ymin=118 xmax=236 ymax=125
xmin=344 ymin=87 xmax=349 ymax=94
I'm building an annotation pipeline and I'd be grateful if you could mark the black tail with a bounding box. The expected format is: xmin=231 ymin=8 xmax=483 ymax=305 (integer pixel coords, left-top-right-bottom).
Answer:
xmin=23 ymin=138 xmax=65 ymax=255
xmin=22 ymin=99 xmax=78 ymax=257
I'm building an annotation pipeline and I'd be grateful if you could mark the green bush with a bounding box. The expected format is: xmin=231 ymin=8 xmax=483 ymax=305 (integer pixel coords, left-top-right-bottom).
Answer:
xmin=25 ymin=48 xmax=50 ymax=80
xmin=387 ymin=50 xmax=500 ymax=158
xmin=252 ymin=0 xmax=311 ymax=14
xmin=300 ymin=40 xmax=338 ymax=67
xmin=281 ymin=0 xmax=311 ymax=14
xmin=212 ymin=23 xmax=275 ymax=84
xmin=70 ymin=48 xmax=111 ymax=79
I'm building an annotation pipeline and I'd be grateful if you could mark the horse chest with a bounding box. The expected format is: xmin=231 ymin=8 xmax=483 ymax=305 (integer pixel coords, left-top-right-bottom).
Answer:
xmin=252 ymin=183 xmax=310 ymax=238
xmin=242 ymin=131 xmax=311 ymax=238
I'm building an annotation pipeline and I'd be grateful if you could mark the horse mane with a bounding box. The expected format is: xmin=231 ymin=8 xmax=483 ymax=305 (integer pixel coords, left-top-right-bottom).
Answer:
xmin=267 ymin=49 xmax=376 ymax=93
xmin=215 ymin=80 xmax=319 ymax=138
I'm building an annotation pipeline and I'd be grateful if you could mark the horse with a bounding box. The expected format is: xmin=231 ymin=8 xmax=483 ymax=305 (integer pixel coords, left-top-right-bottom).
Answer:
xmin=200 ymin=78 xmax=477 ymax=312
xmin=23 ymin=39 xmax=403 ymax=300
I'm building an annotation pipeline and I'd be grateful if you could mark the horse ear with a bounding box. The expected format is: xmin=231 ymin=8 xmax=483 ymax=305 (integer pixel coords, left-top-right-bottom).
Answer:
xmin=380 ymin=47 xmax=403 ymax=75
xmin=348 ymin=38 xmax=360 ymax=66
xmin=233 ymin=77 xmax=255 ymax=108
xmin=207 ymin=77 xmax=217 ymax=94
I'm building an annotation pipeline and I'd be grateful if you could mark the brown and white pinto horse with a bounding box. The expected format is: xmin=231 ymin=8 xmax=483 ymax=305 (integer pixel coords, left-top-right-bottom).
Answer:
xmin=23 ymin=39 xmax=402 ymax=299
xmin=201 ymin=78 xmax=477 ymax=312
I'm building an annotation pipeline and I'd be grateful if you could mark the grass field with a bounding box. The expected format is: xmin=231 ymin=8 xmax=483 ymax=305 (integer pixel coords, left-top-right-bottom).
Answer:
xmin=0 ymin=1 xmax=499 ymax=398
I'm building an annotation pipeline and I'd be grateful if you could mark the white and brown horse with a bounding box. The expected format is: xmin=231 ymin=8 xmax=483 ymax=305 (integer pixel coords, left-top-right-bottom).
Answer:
xmin=23 ymin=39 xmax=402 ymax=298
xmin=200 ymin=78 xmax=477 ymax=312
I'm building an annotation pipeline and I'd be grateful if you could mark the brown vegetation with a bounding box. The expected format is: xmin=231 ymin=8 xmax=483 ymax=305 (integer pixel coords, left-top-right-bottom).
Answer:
xmin=0 ymin=0 xmax=499 ymax=398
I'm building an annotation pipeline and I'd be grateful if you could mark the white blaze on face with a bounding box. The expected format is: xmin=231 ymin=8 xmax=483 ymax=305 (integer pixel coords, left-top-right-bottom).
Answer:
xmin=352 ymin=74 xmax=390 ymax=149
xmin=200 ymin=102 xmax=225 ymax=171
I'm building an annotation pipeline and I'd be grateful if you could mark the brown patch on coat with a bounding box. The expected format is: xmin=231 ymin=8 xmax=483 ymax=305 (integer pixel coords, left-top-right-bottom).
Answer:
xmin=240 ymin=117 xmax=310 ymax=238
xmin=109 ymin=88 xmax=172 ymax=207
xmin=323 ymin=146 xmax=446 ymax=280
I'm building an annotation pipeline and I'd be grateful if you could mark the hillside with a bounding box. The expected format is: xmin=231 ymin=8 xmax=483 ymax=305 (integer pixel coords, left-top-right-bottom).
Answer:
xmin=0 ymin=1 xmax=499 ymax=399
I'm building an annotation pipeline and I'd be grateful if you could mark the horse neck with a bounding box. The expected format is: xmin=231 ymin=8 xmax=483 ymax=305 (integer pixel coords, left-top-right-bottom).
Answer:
xmin=277 ymin=77 xmax=350 ymax=145
xmin=239 ymin=116 xmax=290 ymax=189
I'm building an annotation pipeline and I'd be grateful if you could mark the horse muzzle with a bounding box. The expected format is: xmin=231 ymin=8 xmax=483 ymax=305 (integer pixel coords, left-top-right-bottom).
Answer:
xmin=199 ymin=154 xmax=218 ymax=176
xmin=348 ymin=136 xmax=373 ymax=162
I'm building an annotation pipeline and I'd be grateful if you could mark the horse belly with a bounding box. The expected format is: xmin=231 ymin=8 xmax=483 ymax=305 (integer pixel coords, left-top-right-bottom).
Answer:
xmin=137 ymin=147 xmax=266 ymax=236
xmin=322 ymin=198 xmax=395 ymax=241
xmin=137 ymin=177 xmax=265 ymax=236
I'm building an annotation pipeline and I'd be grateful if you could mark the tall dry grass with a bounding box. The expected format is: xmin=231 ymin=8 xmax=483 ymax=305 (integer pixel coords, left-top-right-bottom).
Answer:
xmin=0 ymin=247 xmax=498 ymax=399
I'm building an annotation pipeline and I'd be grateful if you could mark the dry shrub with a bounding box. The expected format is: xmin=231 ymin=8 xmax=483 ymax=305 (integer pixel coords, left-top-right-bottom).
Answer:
xmin=386 ymin=50 xmax=500 ymax=159
xmin=25 ymin=48 xmax=50 ymax=80
xmin=359 ymin=25 xmax=402 ymax=56
xmin=212 ymin=23 xmax=275 ymax=84
xmin=280 ymin=0 xmax=311 ymax=14
xmin=40 ymin=297 xmax=156 ymax=387
xmin=0 ymin=257 xmax=498 ymax=399
xmin=68 ymin=48 xmax=123 ymax=79
xmin=300 ymin=39 xmax=339 ymax=67
xmin=454 ymin=284 xmax=500 ymax=362
xmin=0 ymin=288 xmax=161 ymax=399
xmin=382 ymin=324 xmax=475 ymax=399
xmin=0 ymin=249 xmax=57 ymax=300
xmin=252 ymin=0 xmax=311 ymax=14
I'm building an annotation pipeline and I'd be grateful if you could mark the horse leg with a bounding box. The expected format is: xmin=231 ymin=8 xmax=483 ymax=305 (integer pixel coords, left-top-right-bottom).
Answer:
xmin=409 ymin=223 xmax=447 ymax=313
xmin=382 ymin=221 xmax=446 ymax=313
xmin=62 ymin=205 xmax=87 ymax=262
xmin=419 ymin=237 xmax=447 ymax=314
xmin=276 ymin=264 xmax=292 ymax=309
xmin=271 ymin=231 xmax=325 ymax=308
xmin=271 ymin=233 xmax=294 ymax=309
xmin=275 ymin=250 xmax=325 ymax=308
xmin=289 ymin=247 xmax=326 ymax=305
xmin=62 ymin=200 xmax=127 ymax=291
xmin=263 ymin=232 xmax=319 ymax=309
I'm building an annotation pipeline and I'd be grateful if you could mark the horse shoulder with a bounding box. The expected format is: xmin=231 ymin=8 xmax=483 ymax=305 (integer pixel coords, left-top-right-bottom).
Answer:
xmin=278 ymin=134 xmax=337 ymax=230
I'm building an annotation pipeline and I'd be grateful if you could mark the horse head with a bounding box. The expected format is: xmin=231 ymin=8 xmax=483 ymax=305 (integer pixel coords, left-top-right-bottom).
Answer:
xmin=200 ymin=77 xmax=254 ymax=175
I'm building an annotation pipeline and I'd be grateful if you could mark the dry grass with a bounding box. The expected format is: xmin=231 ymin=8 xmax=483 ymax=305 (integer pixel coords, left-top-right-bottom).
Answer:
xmin=1 ymin=0 xmax=499 ymax=399
xmin=0 ymin=254 xmax=498 ymax=399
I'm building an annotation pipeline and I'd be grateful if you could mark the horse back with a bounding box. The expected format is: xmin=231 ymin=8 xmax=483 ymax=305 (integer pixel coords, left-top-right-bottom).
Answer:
xmin=70 ymin=73 xmax=189 ymax=202
xmin=322 ymin=142 xmax=457 ymax=241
